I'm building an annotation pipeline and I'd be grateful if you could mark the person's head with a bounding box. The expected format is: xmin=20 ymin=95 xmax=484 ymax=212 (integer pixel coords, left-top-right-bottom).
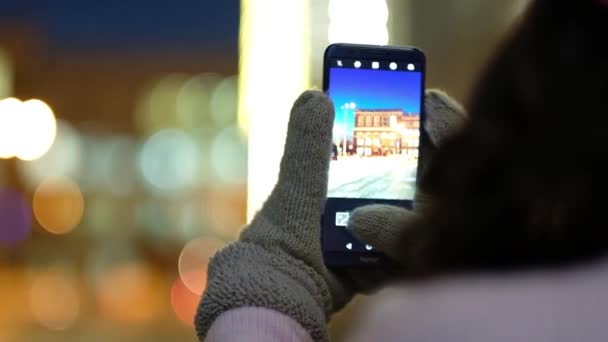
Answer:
xmin=405 ymin=0 xmax=608 ymax=274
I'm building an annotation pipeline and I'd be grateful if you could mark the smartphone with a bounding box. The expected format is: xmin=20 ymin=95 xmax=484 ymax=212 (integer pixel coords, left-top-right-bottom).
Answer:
xmin=322 ymin=43 xmax=426 ymax=267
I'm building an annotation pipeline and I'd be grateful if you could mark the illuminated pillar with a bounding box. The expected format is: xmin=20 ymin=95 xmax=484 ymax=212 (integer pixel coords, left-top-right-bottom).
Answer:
xmin=240 ymin=0 xmax=311 ymax=221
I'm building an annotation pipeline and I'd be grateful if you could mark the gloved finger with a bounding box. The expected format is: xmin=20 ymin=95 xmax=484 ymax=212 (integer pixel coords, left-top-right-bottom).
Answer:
xmin=348 ymin=204 xmax=420 ymax=262
xmin=424 ymin=89 xmax=467 ymax=147
xmin=258 ymin=90 xmax=335 ymax=227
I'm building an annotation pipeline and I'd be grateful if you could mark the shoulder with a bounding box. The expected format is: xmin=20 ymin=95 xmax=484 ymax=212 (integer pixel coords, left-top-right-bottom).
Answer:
xmin=345 ymin=258 xmax=608 ymax=342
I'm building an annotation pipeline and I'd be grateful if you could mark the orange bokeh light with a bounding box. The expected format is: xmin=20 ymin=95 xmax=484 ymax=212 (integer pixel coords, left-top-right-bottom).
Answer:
xmin=178 ymin=237 xmax=224 ymax=295
xmin=95 ymin=262 xmax=165 ymax=324
xmin=29 ymin=268 xmax=80 ymax=331
xmin=170 ymin=274 xmax=204 ymax=326
xmin=33 ymin=177 xmax=84 ymax=234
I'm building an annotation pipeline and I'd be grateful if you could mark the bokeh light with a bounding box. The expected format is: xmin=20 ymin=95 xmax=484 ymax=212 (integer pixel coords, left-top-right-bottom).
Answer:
xmin=86 ymin=242 xmax=162 ymax=323
xmin=16 ymin=99 xmax=57 ymax=161
xmin=0 ymin=97 xmax=22 ymax=159
xmin=138 ymin=129 xmax=201 ymax=193
xmin=94 ymin=262 xmax=164 ymax=323
xmin=210 ymin=125 xmax=247 ymax=184
xmin=0 ymin=162 xmax=5 ymax=187
xmin=99 ymin=136 xmax=138 ymax=196
xmin=0 ymin=188 xmax=32 ymax=247
xmin=209 ymin=75 xmax=237 ymax=128
xmin=135 ymin=73 xmax=188 ymax=135
xmin=191 ymin=127 xmax=215 ymax=185
xmin=176 ymin=73 xmax=221 ymax=129
xmin=33 ymin=178 xmax=85 ymax=235
xmin=78 ymin=134 xmax=111 ymax=193
xmin=204 ymin=187 xmax=247 ymax=240
xmin=178 ymin=237 xmax=225 ymax=295
xmin=328 ymin=0 xmax=389 ymax=45
xmin=136 ymin=199 xmax=172 ymax=242
xmin=172 ymin=200 xmax=206 ymax=241
xmin=18 ymin=120 xmax=83 ymax=189
xmin=29 ymin=268 xmax=80 ymax=331
xmin=84 ymin=195 xmax=136 ymax=239
xmin=0 ymin=48 xmax=13 ymax=98
xmin=0 ymin=268 xmax=30 ymax=334
xmin=170 ymin=276 xmax=201 ymax=326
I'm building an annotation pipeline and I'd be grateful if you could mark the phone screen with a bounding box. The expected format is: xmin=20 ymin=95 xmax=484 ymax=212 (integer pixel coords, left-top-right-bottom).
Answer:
xmin=323 ymin=55 xmax=424 ymax=257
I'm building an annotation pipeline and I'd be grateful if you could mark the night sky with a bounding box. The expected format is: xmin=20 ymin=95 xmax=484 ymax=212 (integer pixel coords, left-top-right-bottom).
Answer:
xmin=328 ymin=67 xmax=422 ymax=139
xmin=0 ymin=0 xmax=239 ymax=52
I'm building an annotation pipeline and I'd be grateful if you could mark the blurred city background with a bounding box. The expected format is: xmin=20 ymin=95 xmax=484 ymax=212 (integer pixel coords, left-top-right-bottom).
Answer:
xmin=0 ymin=1 xmax=527 ymax=341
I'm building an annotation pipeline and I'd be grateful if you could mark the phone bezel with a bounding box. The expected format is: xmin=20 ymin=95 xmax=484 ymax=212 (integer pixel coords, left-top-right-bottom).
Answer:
xmin=322 ymin=43 xmax=427 ymax=267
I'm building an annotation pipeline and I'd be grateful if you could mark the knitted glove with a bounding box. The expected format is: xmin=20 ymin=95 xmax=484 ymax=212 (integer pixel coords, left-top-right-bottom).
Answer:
xmin=195 ymin=89 xmax=466 ymax=341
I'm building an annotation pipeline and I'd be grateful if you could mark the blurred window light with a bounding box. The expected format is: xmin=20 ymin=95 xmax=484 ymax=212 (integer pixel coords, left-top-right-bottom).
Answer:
xmin=178 ymin=237 xmax=225 ymax=295
xmin=138 ymin=129 xmax=201 ymax=193
xmin=170 ymin=276 xmax=201 ymax=326
xmin=241 ymin=0 xmax=311 ymax=220
xmin=29 ymin=268 xmax=80 ymax=331
xmin=0 ymin=188 xmax=32 ymax=247
xmin=210 ymin=125 xmax=247 ymax=184
xmin=135 ymin=73 xmax=188 ymax=136
xmin=176 ymin=73 xmax=221 ymax=129
xmin=0 ymin=49 xmax=13 ymax=99
xmin=210 ymin=75 xmax=238 ymax=128
xmin=33 ymin=178 xmax=85 ymax=235
xmin=15 ymin=99 xmax=57 ymax=161
xmin=328 ymin=0 xmax=389 ymax=45
xmin=17 ymin=120 xmax=83 ymax=190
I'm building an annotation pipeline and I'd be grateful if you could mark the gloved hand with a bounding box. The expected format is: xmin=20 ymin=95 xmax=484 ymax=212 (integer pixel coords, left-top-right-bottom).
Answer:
xmin=348 ymin=89 xmax=466 ymax=279
xmin=195 ymin=89 xmax=466 ymax=341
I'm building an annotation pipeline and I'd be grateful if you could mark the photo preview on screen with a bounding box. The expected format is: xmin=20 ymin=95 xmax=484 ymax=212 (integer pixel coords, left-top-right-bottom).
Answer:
xmin=327 ymin=61 xmax=422 ymax=201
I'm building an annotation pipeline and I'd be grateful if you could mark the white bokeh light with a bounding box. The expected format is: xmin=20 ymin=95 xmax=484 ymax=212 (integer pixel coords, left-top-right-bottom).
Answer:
xmin=0 ymin=97 xmax=23 ymax=159
xmin=18 ymin=120 xmax=83 ymax=189
xmin=16 ymin=99 xmax=57 ymax=161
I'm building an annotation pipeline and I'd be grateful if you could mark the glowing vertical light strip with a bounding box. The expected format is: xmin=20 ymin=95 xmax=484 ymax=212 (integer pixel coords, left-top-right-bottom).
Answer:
xmin=328 ymin=0 xmax=389 ymax=45
xmin=240 ymin=0 xmax=311 ymax=221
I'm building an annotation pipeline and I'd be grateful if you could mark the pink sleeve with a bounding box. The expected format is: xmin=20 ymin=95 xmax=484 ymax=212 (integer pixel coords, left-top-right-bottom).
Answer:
xmin=205 ymin=307 xmax=314 ymax=342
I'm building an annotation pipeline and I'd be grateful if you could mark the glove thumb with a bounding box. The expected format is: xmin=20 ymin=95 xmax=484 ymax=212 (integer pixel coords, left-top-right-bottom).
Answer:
xmin=348 ymin=204 xmax=420 ymax=262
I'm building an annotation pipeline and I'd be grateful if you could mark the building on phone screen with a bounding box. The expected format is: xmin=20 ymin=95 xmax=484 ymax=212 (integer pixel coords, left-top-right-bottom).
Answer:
xmin=352 ymin=109 xmax=419 ymax=157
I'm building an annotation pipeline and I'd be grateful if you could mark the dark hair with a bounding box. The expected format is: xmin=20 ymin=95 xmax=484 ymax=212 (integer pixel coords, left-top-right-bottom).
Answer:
xmin=400 ymin=0 xmax=608 ymax=276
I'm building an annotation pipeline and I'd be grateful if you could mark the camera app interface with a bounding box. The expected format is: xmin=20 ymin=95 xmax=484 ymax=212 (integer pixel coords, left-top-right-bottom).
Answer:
xmin=327 ymin=59 xmax=422 ymax=201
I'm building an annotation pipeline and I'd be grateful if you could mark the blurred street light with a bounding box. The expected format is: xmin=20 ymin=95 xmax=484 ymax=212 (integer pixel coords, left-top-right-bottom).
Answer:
xmin=241 ymin=0 xmax=311 ymax=221
xmin=328 ymin=0 xmax=389 ymax=45
xmin=0 ymin=98 xmax=57 ymax=161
